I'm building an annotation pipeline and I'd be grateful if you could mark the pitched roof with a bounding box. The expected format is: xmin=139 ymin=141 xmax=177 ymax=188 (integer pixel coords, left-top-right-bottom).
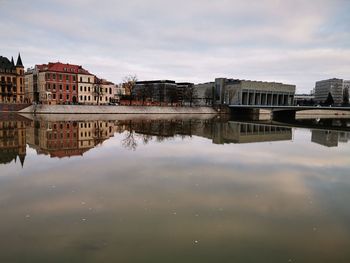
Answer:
xmin=16 ymin=53 xmax=23 ymax=67
xmin=36 ymin=62 xmax=92 ymax=75
xmin=0 ymin=56 xmax=15 ymax=70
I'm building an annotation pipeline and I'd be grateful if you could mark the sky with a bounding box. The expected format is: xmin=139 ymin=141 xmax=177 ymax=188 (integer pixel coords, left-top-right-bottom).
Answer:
xmin=0 ymin=0 xmax=349 ymax=93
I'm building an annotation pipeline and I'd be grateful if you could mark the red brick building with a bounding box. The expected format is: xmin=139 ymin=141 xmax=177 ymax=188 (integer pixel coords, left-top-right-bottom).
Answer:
xmin=25 ymin=62 xmax=92 ymax=104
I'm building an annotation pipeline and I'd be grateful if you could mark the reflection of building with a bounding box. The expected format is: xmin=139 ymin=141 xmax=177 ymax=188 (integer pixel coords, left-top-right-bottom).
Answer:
xmin=210 ymin=122 xmax=292 ymax=144
xmin=0 ymin=115 xmax=27 ymax=166
xmin=127 ymin=119 xmax=292 ymax=145
xmin=311 ymin=130 xmax=339 ymax=147
xmin=0 ymin=54 xmax=25 ymax=103
xmin=195 ymin=78 xmax=296 ymax=106
xmin=26 ymin=120 xmax=115 ymax=158
xmin=27 ymin=120 xmax=82 ymax=158
xmin=78 ymin=121 xmax=115 ymax=149
xmin=314 ymin=78 xmax=344 ymax=105
xmin=339 ymin=132 xmax=350 ymax=143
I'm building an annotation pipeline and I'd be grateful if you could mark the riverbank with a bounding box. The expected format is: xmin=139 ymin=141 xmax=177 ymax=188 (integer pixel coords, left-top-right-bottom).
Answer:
xmin=19 ymin=105 xmax=217 ymax=114
xmin=296 ymin=109 xmax=350 ymax=119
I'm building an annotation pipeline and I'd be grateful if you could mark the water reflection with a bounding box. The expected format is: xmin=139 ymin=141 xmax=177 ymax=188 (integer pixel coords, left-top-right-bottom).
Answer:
xmin=1 ymin=114 xmax=350 ymax=262
xmin=2 ymin=115 xmax=350 ymax=165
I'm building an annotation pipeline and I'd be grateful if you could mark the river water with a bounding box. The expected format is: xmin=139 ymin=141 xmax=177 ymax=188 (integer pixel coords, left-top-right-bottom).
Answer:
xmin=1 ymin=114 xmax=350 ymax=262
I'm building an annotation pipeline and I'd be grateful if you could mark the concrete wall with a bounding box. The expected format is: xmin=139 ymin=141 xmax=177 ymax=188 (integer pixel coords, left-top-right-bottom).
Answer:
xmin=19 ymin=105 xmax=218 ymax=114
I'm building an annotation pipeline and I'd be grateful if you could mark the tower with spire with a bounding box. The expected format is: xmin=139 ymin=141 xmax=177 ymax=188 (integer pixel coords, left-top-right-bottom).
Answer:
xmin=0 ymin=52 xmax=25 ymax=103
xmin=15 ymin=53 xmax=25 ymax=103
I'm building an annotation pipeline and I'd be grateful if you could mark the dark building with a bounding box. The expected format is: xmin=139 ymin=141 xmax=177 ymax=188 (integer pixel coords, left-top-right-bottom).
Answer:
xmin=0 ymin=54 xmax=25 ymax=103
xmin=132 ymin=80 xmax=194 ymax=105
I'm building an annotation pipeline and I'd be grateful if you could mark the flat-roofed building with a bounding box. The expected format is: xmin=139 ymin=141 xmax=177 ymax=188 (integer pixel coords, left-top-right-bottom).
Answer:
xmin=195 ymin=78 xmax=296 ymax=106
xmin=314 ymin=78 xmax=344 ymax=105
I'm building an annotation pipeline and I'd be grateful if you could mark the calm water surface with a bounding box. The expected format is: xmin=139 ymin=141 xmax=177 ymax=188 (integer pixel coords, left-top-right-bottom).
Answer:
xmin=1 ymin=114 xmax=350 ymax=262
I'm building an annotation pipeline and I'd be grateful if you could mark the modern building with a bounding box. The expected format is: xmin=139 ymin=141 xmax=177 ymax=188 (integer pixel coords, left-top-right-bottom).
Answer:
xmin=314 ymin=78 xmax=344 ymax=105
xmin=195 ymin=78 xmax=296 ymax=106
xmin=132 ymin=80 xmax=194 ymax=105
xmin=25 ymin=62 xmax=93 ymax=104
xmin=0 ymin=54 xmax=25 ymax=103
xmin=294 ymin=94 xmax=315 ymax=105
xmin=343 ymin=80 xmax=350 ymax=104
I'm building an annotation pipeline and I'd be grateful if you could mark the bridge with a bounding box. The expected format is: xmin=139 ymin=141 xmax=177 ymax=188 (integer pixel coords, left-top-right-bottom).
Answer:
xmin=228 ymin=105 xmax=350 ymax=120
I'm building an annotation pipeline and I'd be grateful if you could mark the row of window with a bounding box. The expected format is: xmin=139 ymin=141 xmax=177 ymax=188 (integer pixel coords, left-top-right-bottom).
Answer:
xmin=47 ymin=83 xmax=76 ymax=91
xmin=44 ymin=73 xmax=93 ymax=83
xmin=79 ymin=95 xmax=109 ymax=101
xmin=1 ymin=76 xmax=23 ymax=84
xmin=79 ymin=86 xmax=113 ymax=94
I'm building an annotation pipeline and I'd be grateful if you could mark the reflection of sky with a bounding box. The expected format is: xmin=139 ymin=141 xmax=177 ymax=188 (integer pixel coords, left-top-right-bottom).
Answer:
xmin=1 ymin=129 xmax=350 ymax=262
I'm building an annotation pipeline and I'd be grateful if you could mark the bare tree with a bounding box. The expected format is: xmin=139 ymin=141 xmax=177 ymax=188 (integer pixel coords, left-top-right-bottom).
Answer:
xmin=183 ymin=85 xmax=197 ymax=107
xmin=94 ymin=79 xmax=104 ymax=105
xmin=122 ymin=75 xmax=138 ymax=105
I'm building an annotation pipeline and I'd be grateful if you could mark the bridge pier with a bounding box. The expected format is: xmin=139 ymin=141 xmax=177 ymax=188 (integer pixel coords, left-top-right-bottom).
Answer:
xmin=272 ymin=110 xmax=296 ymax=121
xmin=230 ymin=108 xmax=272 ymax=121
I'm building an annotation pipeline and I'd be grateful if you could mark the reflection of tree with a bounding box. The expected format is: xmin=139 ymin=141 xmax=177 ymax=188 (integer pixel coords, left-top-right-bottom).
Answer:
xmin=122 ymin=130 xmax=137 ymax=151
xmin=121 ymin=121 xmax=137 ymax=150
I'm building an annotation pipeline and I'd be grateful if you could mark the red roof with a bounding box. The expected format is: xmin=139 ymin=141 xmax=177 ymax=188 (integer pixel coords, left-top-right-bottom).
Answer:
xmin=36 ymin=62 xmax=92 ymax=75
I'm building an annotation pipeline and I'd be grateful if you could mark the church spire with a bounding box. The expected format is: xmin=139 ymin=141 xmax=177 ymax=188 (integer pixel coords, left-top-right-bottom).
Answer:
xmin=11 ymin=56 xmax=15 ymax=66
xmin=16 ymin=53 xmax=23 ymax=67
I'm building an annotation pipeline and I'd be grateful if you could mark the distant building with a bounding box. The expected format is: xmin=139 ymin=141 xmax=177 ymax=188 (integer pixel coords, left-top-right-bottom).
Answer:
xmin=194 ymin=78 xmax=296 ymax=106
xmin=343 ymin=80 xmax=350 ymax=104
xmin=0 ymin=54 xmax=25 ymax=103
xmin=132 ymin=80 xmax=192 ymax=105
xmin=294 ymin=94 xmax=315 ymax=105
xmin=314 ymin=78 xmax=344 ymax=105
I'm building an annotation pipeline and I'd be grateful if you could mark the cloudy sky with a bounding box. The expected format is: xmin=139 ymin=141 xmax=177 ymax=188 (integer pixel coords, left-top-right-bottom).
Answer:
xmin=1 ymin=0 xmax=349 ymax=92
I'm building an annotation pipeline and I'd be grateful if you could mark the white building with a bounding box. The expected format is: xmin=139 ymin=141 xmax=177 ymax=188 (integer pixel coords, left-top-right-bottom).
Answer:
xmin=78 ymin=73 xmax=95 ymax=105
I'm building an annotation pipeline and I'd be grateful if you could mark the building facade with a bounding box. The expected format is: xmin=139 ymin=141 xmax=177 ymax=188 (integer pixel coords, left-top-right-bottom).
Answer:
xmin=195 ymin=78 xmax=296 ymax=106
xmin=314 ymin=78 xmax=344 ymax=105
xmin=25 ymin=62 xmax=95 ymax=104
xmin=132 ymin=80 xmax=194 ymax=105
xmin=0 ymin=54 xmax=25 ymax=103
xmin=78 ymin=73 xmax=95 ymax=104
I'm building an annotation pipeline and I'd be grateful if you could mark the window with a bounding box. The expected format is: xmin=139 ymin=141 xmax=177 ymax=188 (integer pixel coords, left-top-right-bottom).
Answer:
xmin=88 ymin=77 xmax=90 ymax=83
xmin=59 ymin=84 xmax=62 ymax=90
xmin=60 ymin=94 xmax=62 ymax=100
xmin=84 ymin=96 xmax=87 ymax=100
xmin=66 ymin=94 xmax=69 ymax=100
xmin=66 ymin=75 xmax=69 ymax=81
xmin=66 ymin=85 xmax=69 ymax=91
xmin=80 ymin=77 xmax=82 ymax=82
xmin=80 ymin=96 xmax=83 ymax=101
xmin=53 ymin=84 xmax=56 ymax=90
xmin=53 ymin=74 xmax=56 ymax=80
xmin=53 ymin=94 xmax=56 ymax=99
xmin=109 ymin=88 xmax=112 ymax=94
xmin=84 ymin=86 xmax=86 ymax=92
xmin=59 ymin=74 xmax=62 ymax=81
xmin=80 ymin=86 xmax=83 ymax=91
xmin=73 ymin=76 xmax=76 ymax=81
